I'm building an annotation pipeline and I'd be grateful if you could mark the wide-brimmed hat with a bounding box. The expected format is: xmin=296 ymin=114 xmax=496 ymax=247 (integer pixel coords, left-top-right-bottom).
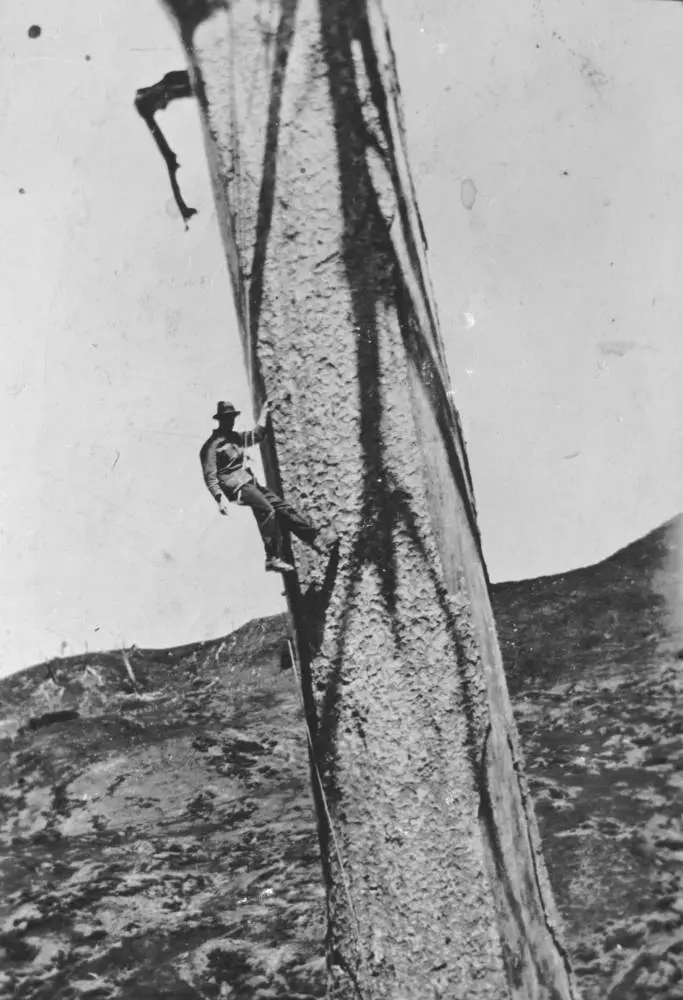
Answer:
xmin=213 ymin=401 xmax=241 ymax=420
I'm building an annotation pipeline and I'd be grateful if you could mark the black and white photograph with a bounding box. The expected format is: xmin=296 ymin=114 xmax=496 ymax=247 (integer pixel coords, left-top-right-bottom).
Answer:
xmin=1 ymin=1 xmax=682 ymax=997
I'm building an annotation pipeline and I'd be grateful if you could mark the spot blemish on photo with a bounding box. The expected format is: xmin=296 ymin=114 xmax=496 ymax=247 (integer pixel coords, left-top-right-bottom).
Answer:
xmin=460 ymin=178 xmax=477 ymax=210
xmin=27 ymin=24 xmax=41 ymax=39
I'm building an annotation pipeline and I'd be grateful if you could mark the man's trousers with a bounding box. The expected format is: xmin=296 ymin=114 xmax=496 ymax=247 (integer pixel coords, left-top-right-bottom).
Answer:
xmin=234 ymin=480 xmax=318 ymax=559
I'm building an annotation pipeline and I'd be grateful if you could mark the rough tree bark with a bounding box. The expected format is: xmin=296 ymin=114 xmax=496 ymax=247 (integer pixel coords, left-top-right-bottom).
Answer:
xmin=157 ymin=1 xmax=579 ymax=997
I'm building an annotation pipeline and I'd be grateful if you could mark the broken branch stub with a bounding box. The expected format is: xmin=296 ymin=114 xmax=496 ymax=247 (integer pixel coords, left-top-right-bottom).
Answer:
xmin=157 ymin=1 xmax=579 ymax=998
xmin=134 ymin=70 xmax=197 ymax=224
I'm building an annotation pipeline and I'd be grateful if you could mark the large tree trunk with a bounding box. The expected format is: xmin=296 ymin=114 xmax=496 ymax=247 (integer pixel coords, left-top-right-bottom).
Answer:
xmin=159 ymin=1 xmax=579 ymax=996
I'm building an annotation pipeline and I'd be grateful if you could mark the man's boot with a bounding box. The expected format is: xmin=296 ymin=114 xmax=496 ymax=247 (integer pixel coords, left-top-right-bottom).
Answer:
xmin=265 ymin=556 xmax=295 ymax=574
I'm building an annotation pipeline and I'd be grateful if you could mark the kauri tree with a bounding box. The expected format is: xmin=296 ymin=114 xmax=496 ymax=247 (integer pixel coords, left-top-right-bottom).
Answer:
xmin=146 ymin=1 xmax=580 ymax=997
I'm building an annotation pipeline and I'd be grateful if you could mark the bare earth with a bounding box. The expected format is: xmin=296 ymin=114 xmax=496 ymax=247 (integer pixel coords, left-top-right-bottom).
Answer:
xmin=0 ymin=516 xmax=681 ymax=1000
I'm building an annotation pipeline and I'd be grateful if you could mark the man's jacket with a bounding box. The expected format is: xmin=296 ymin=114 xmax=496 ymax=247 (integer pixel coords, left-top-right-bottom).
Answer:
xmin=200 ymin=423 xmax=267 ymax=502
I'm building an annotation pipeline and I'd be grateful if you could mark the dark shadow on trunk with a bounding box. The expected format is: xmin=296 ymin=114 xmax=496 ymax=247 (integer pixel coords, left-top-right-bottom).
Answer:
xmin=312 ymin=2 xmax=574 ymax=993
xmin=315 ymin=0 xmax=485 ymax=806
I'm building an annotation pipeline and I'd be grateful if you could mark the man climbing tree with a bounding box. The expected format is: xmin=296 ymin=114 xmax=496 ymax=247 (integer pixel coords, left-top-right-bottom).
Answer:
xmin=200 ymin=399 xmax=336 ymax=574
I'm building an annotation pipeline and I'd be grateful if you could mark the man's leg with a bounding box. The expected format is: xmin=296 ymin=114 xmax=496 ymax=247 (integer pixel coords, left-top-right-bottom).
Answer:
xmin=237 ymin=483 xmax=293 ymax=571
xmin=256 ymin=483 xmax=334 ymax=551
xmin=237 ymin=484 xmax=280 ymax=559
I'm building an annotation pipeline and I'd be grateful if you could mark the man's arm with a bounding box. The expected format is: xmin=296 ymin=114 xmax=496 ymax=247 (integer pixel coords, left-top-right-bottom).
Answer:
xmin=237 ymin=400 xmax=272 ymax=447
xmin=199 ymin=436 xmax=224 ymax=504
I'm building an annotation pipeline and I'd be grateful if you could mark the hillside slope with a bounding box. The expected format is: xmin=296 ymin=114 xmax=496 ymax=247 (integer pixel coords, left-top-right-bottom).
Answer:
xmin=496 ymin=515 xmax=683 ymax=1000
xmin=0 ymin=515 xmax=681 ymax=999
xmin=0 ymin=617 xmax=326 ymax=1000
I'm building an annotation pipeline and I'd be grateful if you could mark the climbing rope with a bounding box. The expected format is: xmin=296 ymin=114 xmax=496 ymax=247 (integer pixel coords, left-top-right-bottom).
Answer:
xmin=286 ymin=639 xmax=365 ymax=953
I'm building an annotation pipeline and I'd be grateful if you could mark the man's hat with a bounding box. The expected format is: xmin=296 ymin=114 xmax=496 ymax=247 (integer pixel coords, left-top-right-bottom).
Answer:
xmin=213 ymin=401 xmax=241 ymax=420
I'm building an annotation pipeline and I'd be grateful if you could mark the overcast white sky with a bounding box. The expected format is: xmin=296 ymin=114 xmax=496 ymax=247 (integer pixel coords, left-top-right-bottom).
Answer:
xmin=1 ymin=0 xmax=681 ymax=677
